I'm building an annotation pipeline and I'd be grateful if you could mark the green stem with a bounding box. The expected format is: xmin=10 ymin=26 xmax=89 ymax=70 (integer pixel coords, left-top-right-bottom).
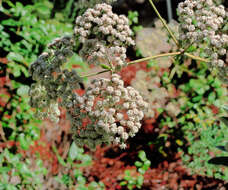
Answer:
xmin=127 ymin=52 xmax=181 ymax=65
xmin=184 ymin=52 xmax=209 ymax=63
xmin=169 ymin=65 xmax=177 ymax=80
xmin=80 ymin=52 xmax=209 ymax=78
xmin=52 ymin=145 xmax=67 ymax=167
xmin=148 ymin=0 xmax=179 ymax=47
xmin=81 ymin=69 xmax=110 ymax=78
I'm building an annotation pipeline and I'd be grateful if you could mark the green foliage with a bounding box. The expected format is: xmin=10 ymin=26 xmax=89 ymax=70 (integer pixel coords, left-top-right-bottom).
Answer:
xmin=120 ymin=150 xmax=150 ymax=190
xmin=54 ymin=142 xmax=105 ymax=189
xmin=0 ymin=149 xmax=47 ymax=189
xmin=181 ymin=121 xmax=228 ymax=180
xmin=128 ymin=11 xmax=143 ymax=35
xmin=157 ymin=60 xmax=228 ymax=180
xmin=0 ymin=1 xmax=92 ymax=189
xmin=136 ymin=150 xmax=151 ymax=175
xmin=0 ymin=0 xmax=73 ymax=147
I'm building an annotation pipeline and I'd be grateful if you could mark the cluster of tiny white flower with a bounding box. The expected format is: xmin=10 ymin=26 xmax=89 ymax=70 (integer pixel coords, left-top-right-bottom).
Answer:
xmin=178 ymin=0 xmax=228 ymax=68
xmin=76 ymin=0 xmax=117 ymax=10
xmin=29 ymin=2 xmax=148 ymax=150
xmin=29 ymin=36 xmax=82 ymax=122
xmin=74 ymin=3 xmax=135 ymax=70
xmin=68 ymin=74 xmax=148 ymax=149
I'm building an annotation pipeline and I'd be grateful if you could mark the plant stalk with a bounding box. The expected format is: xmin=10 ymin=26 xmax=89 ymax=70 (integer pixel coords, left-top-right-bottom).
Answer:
xmin=184 ymin=52 xmax=209 ymax=63
xmin=81 ymin=69 xmax=110 ymax=78
xmin=80 ymin=52 xmax=209 ymax=78
xmin=148 ymin=0 xmax=179 ymax=47
xmin=127 ymin=52 xmax=181 ymax=65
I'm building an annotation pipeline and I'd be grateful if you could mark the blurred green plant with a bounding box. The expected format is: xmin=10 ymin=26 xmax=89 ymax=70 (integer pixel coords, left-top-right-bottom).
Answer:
xmin=0 ymin=148 xmax=47 ymax=190
xmin=0 ymin=0 xmax=91 ymax=188
xmin=127 ymin=10 xmax=143 ymax=36
xmin=127 ymin=10 xmax=143 ymax=58
xmin=161 ymin=62 xmax=228 ymax=180
xmin=120 ymin=150 xmax=150 ymax=190
xmin=54 ymin=142 xmax=105 ymax=189
xmin=0 ymin=0 xmax=87 ymax=148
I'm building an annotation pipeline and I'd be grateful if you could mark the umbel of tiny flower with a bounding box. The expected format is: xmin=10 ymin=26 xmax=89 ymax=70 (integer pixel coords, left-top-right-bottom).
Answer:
xmin=74 ymin=3 xmax=135 ymax=70
xmin=68 ymin=74 xmax=148 ymax=149
xmin=177 ymin=0 xmax=228 ymax=71
xmin=76 ymin=0 xmax=117 ymax=10
xmin=29 ymin=35 xmax=82 ymax=123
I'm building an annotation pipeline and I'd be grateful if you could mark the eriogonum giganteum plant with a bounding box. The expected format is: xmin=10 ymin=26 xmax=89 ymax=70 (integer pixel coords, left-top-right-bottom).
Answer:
xmin=29 ymin=0 xmax=228 ymax=150
xmin=29 ymin=3 xmax=147 ymax=149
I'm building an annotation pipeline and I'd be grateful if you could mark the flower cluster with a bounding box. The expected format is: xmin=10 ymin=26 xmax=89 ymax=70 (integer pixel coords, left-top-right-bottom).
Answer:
xmin=76 ymin=0 xmax=117 ymax=10
xmin=29 ymin=3 xmax=147 ymax=150
xmin=69 ymin=74 xmax=148 ymax=149
xmin=29 ymin=36 xmax=82 ymax=122
xmin=178 ymin=0 xmax=228 ymax=68
xmin=74 ymin=3 xmax=135 ymax=70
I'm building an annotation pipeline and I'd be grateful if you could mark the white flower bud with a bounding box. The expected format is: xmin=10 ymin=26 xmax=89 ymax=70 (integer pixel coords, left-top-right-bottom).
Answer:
xmin=116 ymin=113 xmax=123 ymax=120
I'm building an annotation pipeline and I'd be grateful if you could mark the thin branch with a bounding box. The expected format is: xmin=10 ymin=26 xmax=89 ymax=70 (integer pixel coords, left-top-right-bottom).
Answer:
xmin=127 ymin=52 xmax=181 ymax=65
xmin=80 ymin=51 xmax=209 ymax=78
xmin=148 ymin=0 xmax=179 ymax=47
xmin=184 ymin=52 xmax=209 ymax=63
xmin=80 ymin=69 xmax=110 ymax=78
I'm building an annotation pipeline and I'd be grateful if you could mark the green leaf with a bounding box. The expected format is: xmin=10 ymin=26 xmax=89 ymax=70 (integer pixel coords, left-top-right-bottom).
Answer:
xmin=144 ymin=160 xmax=151 ymax=167
xmin=0 ymin=167 xmax=11 ymax=173
xmin=208 ymin=92 xmax=216 ymax=103
xmin=34 ymin=3 xmax=51 ymax=18
xmin=69 ymin=142 xmax=79 ymax=160
xmin=74 ymin=169 xmax=83 ymax=178
xmin=77 ymin=154 xmax=92 ymax=167
xmin=192 ymin=95 xmax=202 ymax=102
xmin=138 ymin=168 xmax=145 ymax=174
xmin=192 ymin=19 xmax=197 ymax=26
xmin=187 ymin=45 xmax=197 ymax=52
xmin=138 ymin=151 xmax=147 ymax=162
xmin=100 ymin=64 xmax=111 ymax=70
xmin=7 ymin=52 xmax=24 ymax=63
xmin=52 ymin=145 xmax=67 ymax=167
xmin=135 ymin=161 xmax=143 ymax=167
xmin=119 ymin=181 xmax=127 ymax=186
xmin=76 ymin=186 xmax=88 ymax=190
xmin=17 ymin=163 xmax=32 ymax=177
xmin=127 ymin=184 xmax=134 ymax=190
xmin=133 ymin=25 xmax=143 ymax=33
xmin=136 ymin=175 xmax=144 ymax=186
xmin=61 ymin=174 xmax=70 ymax=185
xmin=18 ymin=134 xmax=29 ymax=150
xmin=1 ymin=19 xmax=18 ymax=26
xmin=57 ymin=154 xmax=67 ymax=167
xmin=77 ymin=175 xmax=86 ymax=185
xmin=147 ymin=60 xmax=157 ymax=68
xmin=212 ymin=79 xmax=221 ymax=88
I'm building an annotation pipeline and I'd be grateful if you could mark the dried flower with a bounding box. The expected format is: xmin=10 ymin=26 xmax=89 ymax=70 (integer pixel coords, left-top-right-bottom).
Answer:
xmin=74 ymin=3 xmax=135 ymax=70
xmin=69 ymin=74 xmax=147 ymax=149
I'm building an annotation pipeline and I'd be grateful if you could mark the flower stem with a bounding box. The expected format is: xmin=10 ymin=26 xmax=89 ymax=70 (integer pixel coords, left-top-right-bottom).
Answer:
xmin=148 ymin=0 xmax=179 ymax=47
xmin=81 ymin=69 xmax=110 ymax=78
xmin=80 ymin=52 xmax=209 ymax=78
xmin=184 ymin=52 xmax=209 ymax=63
xmin=127 ymin=52 xmax=181 ymax=65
